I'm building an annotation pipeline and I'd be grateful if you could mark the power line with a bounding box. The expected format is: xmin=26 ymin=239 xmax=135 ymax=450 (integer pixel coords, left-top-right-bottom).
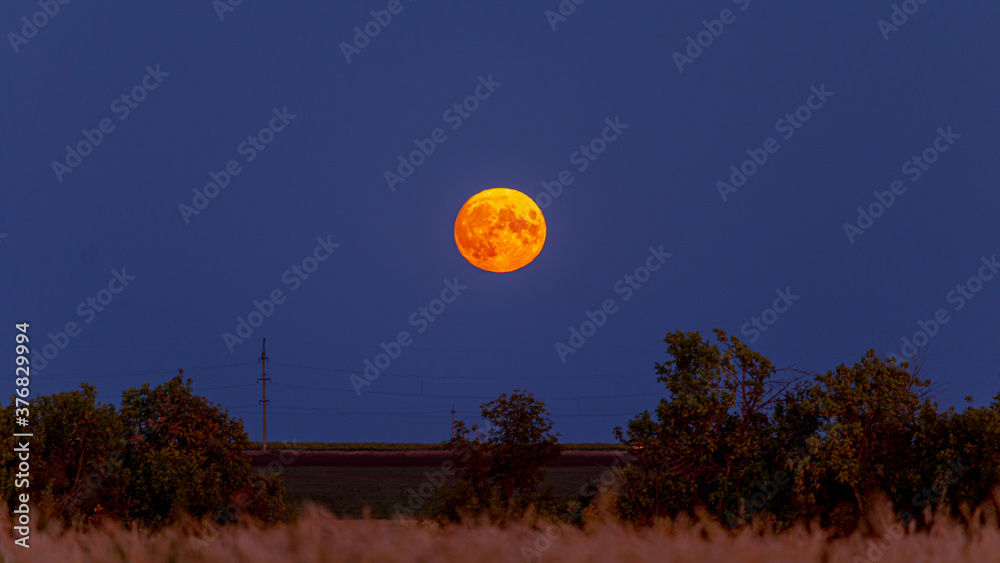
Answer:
xmin=269 ymin=361 xmax=652 ymax=380
xmin=60 ymin=340 xmax=222 ymax=351
xmin=187 ymin=362 xmax=259 ymax=372
xmin=264 ymin=339 xmax=989 ymax=362
xmin=267 ymin=408 xmax=450 ymax=418
xmin=263 ymin=339 xmax=587 ymax=355
xmin=244 ymin=407 xmax=638 ymax=418
xmin=42 ymin=368 xmax=177 ymax=381
xmin=42 ymin=361 xmax=257 ymax=380
xmin=194 ymin=383 xmax=259 ymax=392
xmin=270 ymin=382 xmax=658 ymax=401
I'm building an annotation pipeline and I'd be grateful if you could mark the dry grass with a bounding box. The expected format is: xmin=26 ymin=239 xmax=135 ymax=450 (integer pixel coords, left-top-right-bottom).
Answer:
xmin=2 ymin=501 xmax=1000 ymax=563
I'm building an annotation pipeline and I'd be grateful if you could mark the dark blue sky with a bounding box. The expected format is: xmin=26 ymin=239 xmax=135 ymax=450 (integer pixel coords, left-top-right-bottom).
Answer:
xmin=3 ymin=1 xmax=998 ymax=443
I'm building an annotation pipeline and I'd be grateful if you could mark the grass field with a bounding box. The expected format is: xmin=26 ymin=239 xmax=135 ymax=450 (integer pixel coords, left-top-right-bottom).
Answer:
xmin=277 ymin=466 xmax=609 ymax=518
xmin=252 ymin=450 xmax=622 ymax=518
xmin=4 ymin=501 xmax=1000 ymax=562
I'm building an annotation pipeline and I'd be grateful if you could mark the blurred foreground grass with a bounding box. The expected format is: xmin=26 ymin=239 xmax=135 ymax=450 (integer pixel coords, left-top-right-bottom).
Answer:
xmin=3 ymin=499 xmax=1000 ymax=563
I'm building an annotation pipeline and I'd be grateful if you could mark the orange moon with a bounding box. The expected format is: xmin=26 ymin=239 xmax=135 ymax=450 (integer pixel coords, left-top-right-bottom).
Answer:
xmin=454 ymin=188 xmax=546 ymax=273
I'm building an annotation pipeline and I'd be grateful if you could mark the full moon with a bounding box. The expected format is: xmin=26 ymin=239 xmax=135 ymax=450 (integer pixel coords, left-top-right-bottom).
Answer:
xmin=454 ymin=188 xmax=546 ymax=273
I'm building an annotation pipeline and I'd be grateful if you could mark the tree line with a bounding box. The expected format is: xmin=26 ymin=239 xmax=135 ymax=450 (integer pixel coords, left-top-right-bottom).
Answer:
xmin=4 ymin=329 xmax=999 ymax=533
xmin=431 ymin=329 xmax=1000 ymax=533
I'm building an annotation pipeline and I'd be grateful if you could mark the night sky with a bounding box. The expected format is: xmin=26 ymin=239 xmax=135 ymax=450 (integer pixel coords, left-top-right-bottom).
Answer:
xmin=3 ymin=1 xmax=998 ymax=443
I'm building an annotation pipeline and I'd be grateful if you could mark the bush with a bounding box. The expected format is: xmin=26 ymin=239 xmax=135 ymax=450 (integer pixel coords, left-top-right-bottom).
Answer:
xmin=1 ymin=375 xmax=295 ymax=528
xmin=429 ymin=390 xmax=561 ymax=522
xmin=1 ymin=383 xmax=125 ymax=523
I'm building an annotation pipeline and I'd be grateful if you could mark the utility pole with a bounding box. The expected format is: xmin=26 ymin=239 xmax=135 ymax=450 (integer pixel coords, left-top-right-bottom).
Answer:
xmin=450 ymin=405 xmax=455 ymax=440
xmin=258 ymin=339 xmax=270 ymax=452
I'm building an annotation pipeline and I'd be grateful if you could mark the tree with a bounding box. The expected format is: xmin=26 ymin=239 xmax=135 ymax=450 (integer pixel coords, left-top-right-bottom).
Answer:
xmin=482 ymin=390 xmax=561 ymax=501
xmin=801 ymin=351 xmax=931 ymax=523
xmin=1 ymin=383 xmax=125 ymax=521
xmin=907 ymin=391 xmax=1000 ymax=525
xmin=2 ymin=375 xmax=295 ymax=528
xmin=611 ymin=329 xmax=1000 ymax=533
xmin=613 ymin=329 xmax=803 ymax=524
xmin=117 ymin=374 xmax=288 ymax=527
xmin=430 ymin=390 xmax=561 ymax=521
